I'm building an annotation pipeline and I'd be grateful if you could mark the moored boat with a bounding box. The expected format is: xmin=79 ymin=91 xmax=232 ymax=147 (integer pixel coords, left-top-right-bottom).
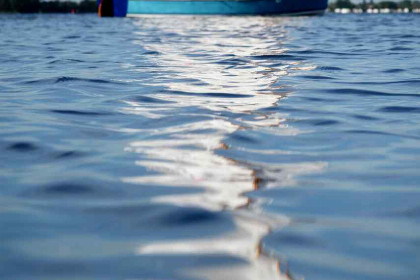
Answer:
xmin=98 ymin=0 xmax=329 ymax=17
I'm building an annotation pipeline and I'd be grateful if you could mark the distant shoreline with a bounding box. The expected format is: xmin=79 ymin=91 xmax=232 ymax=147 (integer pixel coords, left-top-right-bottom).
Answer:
xmin=2 ymin=0 xmax=420 ymax=15
xmin=329 ymin=0 xmax=420 ymax=13
xmin=330 ymin=8 xmax=420 ymax=14
xmin=0 ymin=0 xmax=97 ymax=13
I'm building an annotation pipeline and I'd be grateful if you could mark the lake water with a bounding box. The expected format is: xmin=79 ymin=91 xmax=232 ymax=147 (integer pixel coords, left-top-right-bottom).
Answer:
xmin=0 ymin=13 xmax=419 ymax=280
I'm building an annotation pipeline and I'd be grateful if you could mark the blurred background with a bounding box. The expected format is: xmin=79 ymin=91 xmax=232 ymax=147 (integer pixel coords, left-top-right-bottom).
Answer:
xmin=1 ymin=0 xmax=420 ymax=13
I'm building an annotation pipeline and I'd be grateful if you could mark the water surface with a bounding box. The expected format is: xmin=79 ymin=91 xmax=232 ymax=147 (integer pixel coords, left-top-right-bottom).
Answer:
xmin=0 ymin=13 xmax=419 ymax=280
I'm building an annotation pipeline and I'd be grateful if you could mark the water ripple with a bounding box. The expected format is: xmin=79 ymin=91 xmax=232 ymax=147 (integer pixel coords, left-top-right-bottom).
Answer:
xmin=1 ymin=13 xmax=419 ymax=280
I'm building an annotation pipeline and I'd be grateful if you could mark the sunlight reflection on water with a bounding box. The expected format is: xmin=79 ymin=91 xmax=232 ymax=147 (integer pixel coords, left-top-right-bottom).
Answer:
xmin=120 ymin=16 xmax=326 ymax=279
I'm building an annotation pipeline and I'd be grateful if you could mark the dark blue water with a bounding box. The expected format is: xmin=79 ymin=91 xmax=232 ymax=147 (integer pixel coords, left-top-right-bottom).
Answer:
xmin=1 ymin=13 xmax=419 ymax=280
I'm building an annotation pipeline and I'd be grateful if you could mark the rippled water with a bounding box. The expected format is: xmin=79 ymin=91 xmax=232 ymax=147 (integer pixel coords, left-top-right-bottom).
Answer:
xmin=1 ymin=13 xmax=419 ymax=280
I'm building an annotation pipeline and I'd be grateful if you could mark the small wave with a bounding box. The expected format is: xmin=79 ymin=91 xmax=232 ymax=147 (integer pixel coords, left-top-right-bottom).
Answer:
xmin=378 ymin=106 xmax=420 ymax=113
xmin=54 ymin=77 xmax=114 ymax=84
xmin=63 ymin=35 xmax=81 ymax=40
xmin=216 ymin=57 xmax=250 ymax=66
xmin=336 ymin=79 xmax=420 ymax=86
xmin=292 ymin=50 xmax=364 ymax=56
xmin=143 ymin=50 xmax=160 ymax=55
xmin=387 ymin=34 xmax=420 ymax=39
xmin=160 ymin=207 xmax=222 ymax=226
xmin=251 ymin=54 xmax=305 ymax=61
xmin=300 ymin=97 xmax=341 ymax=103
xmin=48 ymin=59 xmax=85 ymax=64
xmin=389 ymin=46 xmax=413 ymax=51
xmin=88 ymin=204 xmax=232 ymax=231
xmin=298 ymin=75 xmax=335 ymax=80
xmin=296 ymin=119 xmax=341 ymax=126
xmin=23 ymin=182 xmax=118 ymax=197
xmin=43 ymin=183 xmax=95 ymax=195
xmin=229 ymin=132 xmax=260 ymax=144
xmin=130 ymin=95 xmax=175 ymax=104
xmin=319 ymin=66 xmax=345 ymax=71
xmin=54 ymin=151 xmax=84 ymax=159
xmin=7 ymin=142 xmax=38 ymax=152
xmin=325 ymin=88 xmax=420 ymax=98
xmin=351 ymin=114 xmax=380 ymax=121
xmin=382 ymin=68 xmax=405 ymax=73
xmin=24 ymin=76 xmax=117 ymax=85
xmin=50 ymin=109 xmax=112 ymax=116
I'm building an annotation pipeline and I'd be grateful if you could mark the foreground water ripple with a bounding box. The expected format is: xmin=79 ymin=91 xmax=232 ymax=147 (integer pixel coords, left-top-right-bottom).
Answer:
xmin=0 ymin=13 xmax=419 ymax=280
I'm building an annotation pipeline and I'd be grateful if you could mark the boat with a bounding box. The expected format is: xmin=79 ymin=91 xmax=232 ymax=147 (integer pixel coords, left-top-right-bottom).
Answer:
xmin=97 ymin=0 xmax=329 ymax=17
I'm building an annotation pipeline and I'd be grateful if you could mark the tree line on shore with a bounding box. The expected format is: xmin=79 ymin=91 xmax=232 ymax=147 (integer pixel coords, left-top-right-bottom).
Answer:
xmin=0 ymin=0 xmax=97 ymax=13
xmin=329 ymin=0 xmax=420 ymax=11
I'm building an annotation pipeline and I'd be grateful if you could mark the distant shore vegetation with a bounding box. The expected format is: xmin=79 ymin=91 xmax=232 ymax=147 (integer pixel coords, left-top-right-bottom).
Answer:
xmin=0 ymin=0 xmax=97 ymax=13
xmin=329 ymin=0 xmax=420 ymax=13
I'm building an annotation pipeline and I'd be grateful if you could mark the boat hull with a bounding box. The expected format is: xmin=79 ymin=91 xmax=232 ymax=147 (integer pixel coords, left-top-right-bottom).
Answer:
xmin=127 ymin=0 xmax=328 ymax=16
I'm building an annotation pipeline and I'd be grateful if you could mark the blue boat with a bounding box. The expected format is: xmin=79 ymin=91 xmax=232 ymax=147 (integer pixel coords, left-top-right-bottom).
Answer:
xmin=97 ymin=0 xmax=329 ymax=17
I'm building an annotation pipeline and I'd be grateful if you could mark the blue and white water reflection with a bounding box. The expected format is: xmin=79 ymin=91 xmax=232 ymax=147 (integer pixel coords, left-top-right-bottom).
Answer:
xmin=0 ymin=13 xmax=419 ymax=280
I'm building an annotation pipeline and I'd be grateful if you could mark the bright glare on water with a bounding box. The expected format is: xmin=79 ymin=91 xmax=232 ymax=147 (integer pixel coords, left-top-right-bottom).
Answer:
xmin=0 ymin=13 xmax=419 ymax=280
